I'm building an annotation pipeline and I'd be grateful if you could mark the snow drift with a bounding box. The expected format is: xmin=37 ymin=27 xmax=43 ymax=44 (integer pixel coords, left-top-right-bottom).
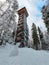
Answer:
xmin=0 ymin=43 xmax=49 ymax=65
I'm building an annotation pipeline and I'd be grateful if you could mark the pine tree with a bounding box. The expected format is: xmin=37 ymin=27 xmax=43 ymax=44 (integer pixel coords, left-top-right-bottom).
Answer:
xmin=0 ymin=0 xmax=18 ymax=45
xmin=41 ymin=0 xmax=49 ymax=49
xmin=32 ymin=23 xmax=40 ymax=50
xmin=38 ymin=27 xmax=43 ymax=40
xmin=38 ymin=27 xmax=46 ymax=49
xmin=41 ymin=0 xmax=49 ymax=33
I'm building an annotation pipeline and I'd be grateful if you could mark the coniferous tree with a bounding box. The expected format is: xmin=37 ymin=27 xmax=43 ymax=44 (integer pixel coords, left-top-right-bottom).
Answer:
xmin=0 ymin=0 xmax=18 ymax=45
xmin=41 ymin=0 xmax=49 ymax=33
xmin=38 ymin=27 xmax=43 ymax=39
xmin=41 ymin=0 xmax=49 ymax=49
xmin=32 ymin=23 xmax=40 ymax=50
xmin=38 ymin=27 xmax=46 ymax=49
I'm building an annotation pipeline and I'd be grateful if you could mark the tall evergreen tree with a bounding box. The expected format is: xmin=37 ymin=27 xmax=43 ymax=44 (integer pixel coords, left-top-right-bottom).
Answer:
xmin=41 ymin=0 xmax=49 ymax=49
xmin=38 ymin=27 xmax=43 ymax=40
xmin=32 ymin=23 xmax=40 ymax=50
xmin=41 ymin=0 xmax=49 ymax=33
xmin=0 ymin=0 xmax=18 ymax=45
xmin=38 ymin=27 xmax=45 ymax=49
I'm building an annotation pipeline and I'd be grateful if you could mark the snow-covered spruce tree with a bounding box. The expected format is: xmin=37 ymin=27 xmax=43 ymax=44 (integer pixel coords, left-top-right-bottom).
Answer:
xmin=32 ymin=23 xmax=40 ymax=50
xmin=41 ymin=0 xmax=49 ymax=50
xmin=43 ymin=31 xmax=49 ymax=50
xmin=41 ymin=0 xmax=49 ymax=33
xmin=38 ymin=27 xmax=46 ymax=49
xmin=0 ymin=0 xmax=18 ymax=45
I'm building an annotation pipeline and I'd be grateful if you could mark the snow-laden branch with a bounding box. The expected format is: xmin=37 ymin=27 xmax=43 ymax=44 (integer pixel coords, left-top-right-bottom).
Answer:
xmin=0 ymin=0 xmax=18 ymax=45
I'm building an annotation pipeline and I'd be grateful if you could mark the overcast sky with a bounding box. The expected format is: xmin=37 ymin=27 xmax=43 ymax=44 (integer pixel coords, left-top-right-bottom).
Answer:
xmin=0 ymin=0 xmax=47 ymax=38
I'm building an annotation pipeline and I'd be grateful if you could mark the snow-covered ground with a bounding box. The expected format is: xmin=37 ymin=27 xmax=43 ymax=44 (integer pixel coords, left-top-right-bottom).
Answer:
xmin=0 ymin=43 xmax=49 ymax=65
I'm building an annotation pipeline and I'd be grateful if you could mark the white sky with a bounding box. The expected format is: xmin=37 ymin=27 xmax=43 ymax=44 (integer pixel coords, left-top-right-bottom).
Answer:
xmin=0 ymin=0 xmax=6 ymax=3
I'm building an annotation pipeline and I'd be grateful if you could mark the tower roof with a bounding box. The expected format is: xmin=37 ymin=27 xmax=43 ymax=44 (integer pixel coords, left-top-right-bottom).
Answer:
xmin=17 ymin=7 xmax=29 ymax=17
